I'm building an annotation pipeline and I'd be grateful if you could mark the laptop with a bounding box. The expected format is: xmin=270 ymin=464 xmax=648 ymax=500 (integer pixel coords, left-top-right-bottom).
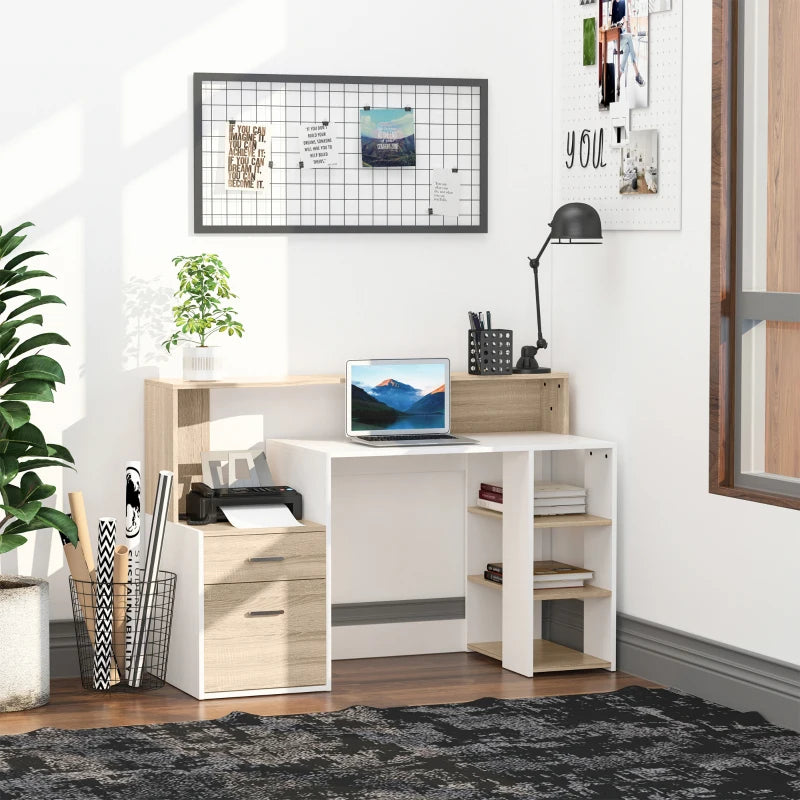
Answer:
xmin=346 ymin=358 xmax=478 ymax=447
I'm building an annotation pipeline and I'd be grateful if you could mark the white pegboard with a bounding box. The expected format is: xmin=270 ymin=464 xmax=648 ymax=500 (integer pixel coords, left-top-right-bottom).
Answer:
xmin=555 ymin=0 xmax=682 ymax=230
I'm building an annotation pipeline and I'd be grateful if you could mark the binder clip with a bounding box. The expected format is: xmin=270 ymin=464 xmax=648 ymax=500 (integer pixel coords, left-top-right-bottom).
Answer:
xmin=363 ymin=105 xmax=371 ymax=110
xmin=404 ymin=106 xmax=412 ymax=112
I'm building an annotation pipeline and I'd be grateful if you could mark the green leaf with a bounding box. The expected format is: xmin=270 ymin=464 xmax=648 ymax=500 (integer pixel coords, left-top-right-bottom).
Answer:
xmin=9 ymin=332 xmax=69 ymax=359
xmin=1 ymin=380 xmax=54 ymax=403
xmin=46 ymin=443 xmax=74 ymax=463
xmin=0 ymin=288 xmax=41 ymax=302
xmin=17 ymin=457 xmax=75 ymax=472
xmin=0 ymin=222 xmax=33 ymax=258
xmin=0 ymin=422 xmax=46 ymax=449
xmin=8 ymin=354 xmax=65 ymax=383
xmin=0 ymin=533 xmax=27 ymax=554
xmin=0 ymin=500 xmax=42 ymax=523
xmin=35 ymin=507 xmax=78 ymax=544
xmin=20 ymin=472 xmax=55 ymax=502
xmin=0 ymin=270 xmax=54 ymax=289
xmin=0 ymin=314 xmax=43 ymax=334
xmin=4 ymin=251 xmax=46 ymax=272
xmin=0 ymin=401 xmax=30 ymax=430
xmin=7 ymin=295 xmax=65 ymax=320
xmin=0 ymin=456 xmax=20 ymax=485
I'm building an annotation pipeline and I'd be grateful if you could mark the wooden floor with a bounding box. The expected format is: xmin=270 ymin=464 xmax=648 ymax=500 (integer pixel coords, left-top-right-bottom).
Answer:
xmin=0 ymin=652 xmax=659 ymax=735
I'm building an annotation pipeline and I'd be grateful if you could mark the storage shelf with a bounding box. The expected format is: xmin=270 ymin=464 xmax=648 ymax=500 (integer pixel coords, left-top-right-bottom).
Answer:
xmin=467 ymin=639 xmax=612 ymax=672
xmin=467 ymin=506 xmax=612 ymax=528
xmin=466 ymin=574 xmax=612 ymax=600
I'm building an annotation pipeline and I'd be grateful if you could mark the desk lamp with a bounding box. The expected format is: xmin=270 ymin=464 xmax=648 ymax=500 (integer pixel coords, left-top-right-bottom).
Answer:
xmin=514 ymin=202 xmax=603 ymax=374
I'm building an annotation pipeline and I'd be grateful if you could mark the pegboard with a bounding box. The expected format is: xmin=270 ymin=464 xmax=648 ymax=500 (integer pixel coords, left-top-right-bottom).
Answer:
xmin=193 ymin=73 xmax=488 ymax=234
xmin=554 ymin=0 xmax=682 ymax=230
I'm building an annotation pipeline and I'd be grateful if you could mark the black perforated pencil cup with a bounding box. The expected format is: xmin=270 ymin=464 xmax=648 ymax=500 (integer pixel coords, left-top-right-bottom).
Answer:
xmin=468 ymin=329 xmax=514 ymax=375
xmin=69 ymin=570 xmax=176 ymax=692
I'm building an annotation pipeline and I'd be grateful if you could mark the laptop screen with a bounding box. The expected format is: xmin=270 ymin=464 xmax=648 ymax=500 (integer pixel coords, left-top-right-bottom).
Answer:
xmin=347 ymin=359 xmax=449 ymax=434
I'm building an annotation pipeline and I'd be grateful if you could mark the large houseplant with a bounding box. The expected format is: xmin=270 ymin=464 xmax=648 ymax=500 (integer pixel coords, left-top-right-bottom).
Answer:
xmin=162 ymin=254 xmax=244 ymax=381
xmin=0 ymin=222 xmax=77 ymax=712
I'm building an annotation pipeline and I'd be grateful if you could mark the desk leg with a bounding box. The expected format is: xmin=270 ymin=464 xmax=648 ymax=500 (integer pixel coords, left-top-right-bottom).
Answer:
xmin=501 ymin=450 xmax=535 ymax=677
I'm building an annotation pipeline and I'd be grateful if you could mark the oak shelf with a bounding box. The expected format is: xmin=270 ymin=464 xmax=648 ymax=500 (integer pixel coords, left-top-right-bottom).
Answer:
xmin=467 ymin=639 xmax=612 ymax=673
xmin=466 ymin=574 xmax=612 ymax=600
xmin=467 ymin=506 xmax=613 ymax=529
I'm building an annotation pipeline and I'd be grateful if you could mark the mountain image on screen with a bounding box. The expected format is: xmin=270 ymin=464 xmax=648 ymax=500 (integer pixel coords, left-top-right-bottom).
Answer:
xmin=351 ymin=380 xmax=446 ymax=431
xmin=369 ymin=379 xmax=421 ymax=411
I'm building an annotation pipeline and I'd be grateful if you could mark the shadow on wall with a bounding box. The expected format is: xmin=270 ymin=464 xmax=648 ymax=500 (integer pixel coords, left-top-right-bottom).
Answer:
xmin=0 ymin=0 xmax=291 ymax=615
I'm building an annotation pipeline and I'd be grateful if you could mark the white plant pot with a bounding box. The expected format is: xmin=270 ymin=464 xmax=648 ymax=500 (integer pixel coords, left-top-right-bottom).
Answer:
xmin=0 ymin=576 xmax=49 ymax=712
xmin=183 ymin=346 xmax=222 ymax=381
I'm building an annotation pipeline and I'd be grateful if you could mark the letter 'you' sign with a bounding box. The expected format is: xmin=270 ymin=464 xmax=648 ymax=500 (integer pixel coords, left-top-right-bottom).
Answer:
xmin=225 ymin=122 xmax=270 ymax=193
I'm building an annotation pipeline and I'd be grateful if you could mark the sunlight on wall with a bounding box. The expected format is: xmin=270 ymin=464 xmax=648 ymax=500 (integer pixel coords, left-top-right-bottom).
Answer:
xmin=121 ymin=0 xmax=288 ymax=148
xmin=0 ymin=105 xmax=82 ymax=220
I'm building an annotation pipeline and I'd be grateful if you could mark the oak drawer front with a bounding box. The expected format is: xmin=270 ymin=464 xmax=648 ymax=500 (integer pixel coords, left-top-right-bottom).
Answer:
xmin=204 ymin=579 xmax=326 ymax=693
xmin=203 ymin=531 xmax=325 ymax=584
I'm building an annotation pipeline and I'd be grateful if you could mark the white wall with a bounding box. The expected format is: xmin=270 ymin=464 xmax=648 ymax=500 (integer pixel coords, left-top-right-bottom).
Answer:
xmin=0 ymin=0 xmax=554 ymax=620
xmin=552 ymin=0 xmax=800 ymax=667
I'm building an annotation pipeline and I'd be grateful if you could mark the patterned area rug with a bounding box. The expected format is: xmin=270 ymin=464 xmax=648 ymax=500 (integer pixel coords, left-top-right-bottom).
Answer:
xmin=1 ymin=686 xmax=799 ymax=799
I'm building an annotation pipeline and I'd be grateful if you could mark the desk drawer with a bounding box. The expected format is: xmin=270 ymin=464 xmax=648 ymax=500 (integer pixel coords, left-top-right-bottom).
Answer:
xmin=204 ymin=579 xmax=326 ymax=693
xmin=203 ymin=531 xmax=325 ymax=584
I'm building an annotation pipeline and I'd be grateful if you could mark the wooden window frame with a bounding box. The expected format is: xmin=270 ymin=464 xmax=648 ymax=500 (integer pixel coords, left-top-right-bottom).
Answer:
xmin=710 ymin=0 xmax=800 ymax=510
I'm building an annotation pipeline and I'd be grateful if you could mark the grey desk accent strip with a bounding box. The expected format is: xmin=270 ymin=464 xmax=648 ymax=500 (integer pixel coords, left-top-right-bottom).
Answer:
xmin=332 ymin=597 xmax=465 ymax=627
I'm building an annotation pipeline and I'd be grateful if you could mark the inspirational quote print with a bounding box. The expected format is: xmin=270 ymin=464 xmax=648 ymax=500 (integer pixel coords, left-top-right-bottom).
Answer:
xmin=225 ymin=122 xmax=270 ymax=193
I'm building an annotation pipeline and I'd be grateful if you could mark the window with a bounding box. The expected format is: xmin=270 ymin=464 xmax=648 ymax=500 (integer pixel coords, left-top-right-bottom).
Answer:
xmin=711 ymin=0 xmax=800 ymax=509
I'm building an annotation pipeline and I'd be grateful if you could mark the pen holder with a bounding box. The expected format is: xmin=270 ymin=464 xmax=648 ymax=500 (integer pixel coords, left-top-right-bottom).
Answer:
xmin=468 ymin=329 xmax=514 ymax=375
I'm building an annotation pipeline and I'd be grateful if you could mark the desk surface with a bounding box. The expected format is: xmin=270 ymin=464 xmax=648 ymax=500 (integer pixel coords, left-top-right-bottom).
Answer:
xmin=268 ymin=431 xmax=614 ymax=459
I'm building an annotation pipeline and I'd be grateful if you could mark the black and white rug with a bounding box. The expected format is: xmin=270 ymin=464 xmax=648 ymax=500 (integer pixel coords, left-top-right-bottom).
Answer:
xmin=1 ymin=686 xmax=799 ymax=799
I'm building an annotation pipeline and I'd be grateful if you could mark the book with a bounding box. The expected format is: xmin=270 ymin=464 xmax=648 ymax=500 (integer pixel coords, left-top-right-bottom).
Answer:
xmin=480 ymin=482 xmax=503 ymax=495
xmin=535 ymin=495 xmax=586 ymax=507
xmin=478 ymin=489 xmax=503 ymax=502
xmin=534 ymin=482 xmax=586 ymax=499
xmin=481 ymin=571 xmax=586 ymax=589
xmin=486 ymin=560 xmax=593 ymax=581
xmin=535 ymin=504 xmax=586 ymax=515
xmin=476 ymin=497 xmax=503 ymax=512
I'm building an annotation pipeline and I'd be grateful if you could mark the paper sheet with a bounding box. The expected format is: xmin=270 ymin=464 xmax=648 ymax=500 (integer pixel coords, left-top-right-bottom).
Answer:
xmin=430 ymin=169 xmax=462 ymax=217
xmin=220 ymin=503 xmax=302 ymax=529
xmin=300 ymin=122 xmax=341 ymax=168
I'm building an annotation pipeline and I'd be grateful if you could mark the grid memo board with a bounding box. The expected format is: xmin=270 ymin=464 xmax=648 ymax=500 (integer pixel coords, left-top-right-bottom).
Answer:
xmin=194 ymin=72 xmax=488 ymax=234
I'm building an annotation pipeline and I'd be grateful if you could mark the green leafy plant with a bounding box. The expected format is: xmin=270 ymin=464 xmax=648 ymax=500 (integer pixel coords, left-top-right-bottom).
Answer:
xmin=162 ymin=254 xmax=244 ymax=352
xmin=0 ymin=223 xmax=77 ymax=555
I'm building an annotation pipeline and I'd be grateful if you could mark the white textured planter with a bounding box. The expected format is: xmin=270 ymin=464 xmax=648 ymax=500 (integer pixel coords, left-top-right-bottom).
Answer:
xmin=0 ymin=576 xmax=49 ymax=712
xmin=183 ymin=346 xmax=222 ymax=381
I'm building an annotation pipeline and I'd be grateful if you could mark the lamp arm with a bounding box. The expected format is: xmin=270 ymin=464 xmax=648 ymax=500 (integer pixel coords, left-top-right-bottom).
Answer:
xmin=528 ymin=232 xmax=552 ymax=349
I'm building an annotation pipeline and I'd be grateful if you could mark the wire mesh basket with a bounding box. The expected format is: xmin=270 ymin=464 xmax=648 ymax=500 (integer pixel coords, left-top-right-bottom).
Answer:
xmin=69 ymin=570 xmax=176 ymax=692
xmin=468 ymin=329 xmax=514 ymax=375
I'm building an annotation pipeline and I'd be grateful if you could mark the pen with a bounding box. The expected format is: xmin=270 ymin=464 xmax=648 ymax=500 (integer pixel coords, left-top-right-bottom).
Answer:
xmin=478 ymin=312 xmax=484 ymax=329
xmin=486 ymin=310 xmax=492 ymax=329
xmin=468 ymin=311 xmax=477 ymax=330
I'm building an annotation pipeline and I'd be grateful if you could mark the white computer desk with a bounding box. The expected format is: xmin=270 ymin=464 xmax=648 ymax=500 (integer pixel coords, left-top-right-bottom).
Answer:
xmin=266 ymin=431 xmax=617 ymax=682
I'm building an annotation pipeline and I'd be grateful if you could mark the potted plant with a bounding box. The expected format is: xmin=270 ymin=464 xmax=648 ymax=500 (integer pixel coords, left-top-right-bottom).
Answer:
xmin=162 ymin=253 xmax=244 ymax=381
xmin=0 ymin=222 xmax=78 ymax=712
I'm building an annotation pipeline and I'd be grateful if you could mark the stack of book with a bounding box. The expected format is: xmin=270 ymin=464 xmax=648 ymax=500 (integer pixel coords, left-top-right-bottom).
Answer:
xmin=476 ymin=482 xmax=587 ymax=515
xmin=483 ymin=560 xmax=593 ymax=587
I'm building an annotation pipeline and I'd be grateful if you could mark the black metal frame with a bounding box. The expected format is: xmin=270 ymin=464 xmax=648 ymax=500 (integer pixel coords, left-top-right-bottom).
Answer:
xmin=193 ymin=72 xmax=488 ymax=234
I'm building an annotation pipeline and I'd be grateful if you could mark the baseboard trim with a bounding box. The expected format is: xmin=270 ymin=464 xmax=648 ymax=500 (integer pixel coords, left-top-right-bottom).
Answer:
xmin=331 ymin=597 xmax=465 ymax=627
xmin=50 ymin=619 xmax=79 ymax=679
xmin=546 ymin=609 xmax=800 ymax=732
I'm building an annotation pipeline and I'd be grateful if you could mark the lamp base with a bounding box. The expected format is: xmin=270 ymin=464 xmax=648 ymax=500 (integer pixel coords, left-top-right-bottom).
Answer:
xmin=513 ymin=344 xmax=550 ymax=374
xmin=513 ymin=366 xmax=551 ymax=374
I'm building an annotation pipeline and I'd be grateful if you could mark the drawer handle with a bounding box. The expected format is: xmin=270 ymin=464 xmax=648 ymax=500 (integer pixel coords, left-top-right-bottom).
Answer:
xmin=247 ymin=556 xmax=285 ymax=563
xmin=245 ymin=610 xmax=285 ymax=617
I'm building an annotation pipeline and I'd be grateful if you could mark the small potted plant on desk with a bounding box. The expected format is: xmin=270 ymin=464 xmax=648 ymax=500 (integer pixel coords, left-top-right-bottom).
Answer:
xmin=162 ymin=253 xmax=245 ymax=381
xmin=0 ymin=222 xmax=78 ymax=712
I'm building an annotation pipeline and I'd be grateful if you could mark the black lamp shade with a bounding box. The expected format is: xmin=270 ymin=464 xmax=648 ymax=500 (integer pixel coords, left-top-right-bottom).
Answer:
xmin=549 ymin=202 xmax=602 ymax=241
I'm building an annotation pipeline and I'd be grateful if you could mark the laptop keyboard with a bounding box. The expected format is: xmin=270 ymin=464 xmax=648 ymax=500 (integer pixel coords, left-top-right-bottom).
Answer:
xmin=357 ymin=433 xmax=458 ymax=442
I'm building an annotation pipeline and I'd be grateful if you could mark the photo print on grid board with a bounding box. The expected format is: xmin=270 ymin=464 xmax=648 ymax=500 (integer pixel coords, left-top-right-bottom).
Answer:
xmin=599 ymin=0 xmax=649 ymax=111
xmin=619 ymin=129 xmax=658 ymax=194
